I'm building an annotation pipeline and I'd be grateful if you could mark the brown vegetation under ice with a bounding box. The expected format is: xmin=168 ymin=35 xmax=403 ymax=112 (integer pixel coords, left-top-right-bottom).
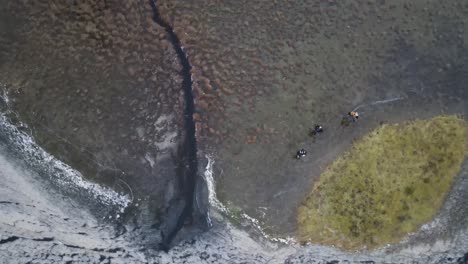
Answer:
xmin=0 ymin=0 xmax=188 ymax=232
xmin=0 ymin=0 xmax=467 ymax=257
xmin=158 ymin=0 xmax=468 ymax=238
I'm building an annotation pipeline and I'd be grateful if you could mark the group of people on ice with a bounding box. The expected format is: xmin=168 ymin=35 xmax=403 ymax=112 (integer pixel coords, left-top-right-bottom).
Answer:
xmin=296 ymin=111 xmax=359 ymax=159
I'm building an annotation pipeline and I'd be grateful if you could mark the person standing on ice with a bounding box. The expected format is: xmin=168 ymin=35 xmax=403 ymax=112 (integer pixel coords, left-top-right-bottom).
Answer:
xmin=348 ymin=111 xmax=359 ymax=122
xmin=296 ymin=149 xmax=307 ymax=159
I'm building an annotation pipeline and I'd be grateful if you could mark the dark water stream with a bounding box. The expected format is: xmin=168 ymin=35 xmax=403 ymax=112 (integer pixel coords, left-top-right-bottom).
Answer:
xmin=148 ymin=0 xmax=201 ymax=250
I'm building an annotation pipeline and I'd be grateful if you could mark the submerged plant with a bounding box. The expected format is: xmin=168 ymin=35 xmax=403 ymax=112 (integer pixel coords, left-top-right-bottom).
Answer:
xmin=298 ymin=115 xmax=467 ymax=250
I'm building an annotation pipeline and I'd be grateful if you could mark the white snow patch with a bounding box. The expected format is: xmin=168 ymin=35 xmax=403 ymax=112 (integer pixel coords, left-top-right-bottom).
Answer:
xmin=202 ymin=155 xmax=228 ymax=213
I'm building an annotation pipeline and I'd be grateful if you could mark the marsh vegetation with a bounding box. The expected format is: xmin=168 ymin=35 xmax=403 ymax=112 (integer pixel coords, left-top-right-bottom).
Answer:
xmin=298 ymin=115 xmax=467 ymax=250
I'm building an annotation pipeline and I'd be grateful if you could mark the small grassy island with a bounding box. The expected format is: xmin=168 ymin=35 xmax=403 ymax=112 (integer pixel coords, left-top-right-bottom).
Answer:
xmin=298 ymin=115 xmax=467 ymax=250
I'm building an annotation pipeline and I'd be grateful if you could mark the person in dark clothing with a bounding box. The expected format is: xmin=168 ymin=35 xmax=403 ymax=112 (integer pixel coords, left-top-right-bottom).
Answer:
xmin=313 ymin=125 xmax=323 ymax=135
xmin=296 ymin=149 xmax=307 ymax=159
xmin=311 ymin=124 xmax=324 ymax=135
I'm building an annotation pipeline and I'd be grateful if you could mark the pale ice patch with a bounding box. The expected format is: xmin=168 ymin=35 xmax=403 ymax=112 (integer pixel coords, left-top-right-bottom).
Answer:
xmin=397 ymin=239 xmax=453 ymax=256
xmin=352 ymin=96 xmax=405 ymax=112
xmin=369 ymin=96 xmax=405 ymax=106
xmin=136 ymin=126 xmax=145 ymax=138
xmin=240 ymin=213 xmax=296 ymax=245
xmin=154 ymin=131 xmax=178 ymax=152
xmin=420 ymin=218 xmax=441 ymax=231
xmin=153 ymin=114 xmax=178 ymax=153
xmin=0 ymin=87 xmax=9 ymax=105
xmin=144 ymin=152 xmax=156 ymax=168
xmin=155 ymin=114 xmax=172 ymax=128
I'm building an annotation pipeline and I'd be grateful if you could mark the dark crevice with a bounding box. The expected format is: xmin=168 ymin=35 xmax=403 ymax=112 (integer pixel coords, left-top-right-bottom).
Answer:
xmin=457 ymin=252 xmax=468 ymax=264
xmin=148 ymin=0 xmax=201 ymax=251
xmin=32 ymin=237 xmax=54 ymax=242
xmin=64 ymin=244 xmax=83 ymax=249
xmin=107 ymin=247 xmax=125 ymax=253
xmin=0 ymin=236 xmax=20 ymax=244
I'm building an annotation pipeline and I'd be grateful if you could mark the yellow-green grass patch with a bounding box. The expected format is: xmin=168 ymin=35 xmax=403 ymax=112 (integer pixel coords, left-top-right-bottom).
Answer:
xmin=297 ymin=115 xmax=467 ymax=250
